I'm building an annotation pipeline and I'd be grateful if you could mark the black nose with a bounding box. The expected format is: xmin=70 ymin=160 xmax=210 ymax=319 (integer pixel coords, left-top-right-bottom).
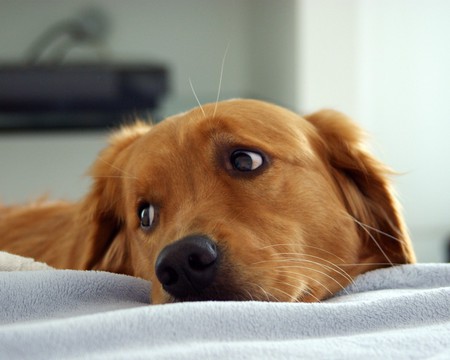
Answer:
xmin=155 ymin=235 xmax=219 ymax=299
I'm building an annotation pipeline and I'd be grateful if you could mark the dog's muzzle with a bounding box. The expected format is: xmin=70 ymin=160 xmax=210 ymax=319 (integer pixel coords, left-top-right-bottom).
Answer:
xmin=155 ymin=235 xmax=219 ymax=299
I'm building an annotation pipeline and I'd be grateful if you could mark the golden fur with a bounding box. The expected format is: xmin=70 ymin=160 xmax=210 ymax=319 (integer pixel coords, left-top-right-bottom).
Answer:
xmin=0 ymin=99 xmax=415 ymax=304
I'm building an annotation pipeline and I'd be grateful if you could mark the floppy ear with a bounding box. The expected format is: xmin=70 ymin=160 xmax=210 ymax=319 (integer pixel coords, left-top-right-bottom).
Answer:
xmin=304 ymin=110 xmax=416 ymax=265
xmin=78 ymin=122 xmax=151 ymax=271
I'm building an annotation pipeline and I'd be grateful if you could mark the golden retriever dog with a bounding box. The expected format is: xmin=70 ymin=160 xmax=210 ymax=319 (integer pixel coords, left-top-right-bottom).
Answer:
xmin=0 ymin=99 xmax=415 ymax=304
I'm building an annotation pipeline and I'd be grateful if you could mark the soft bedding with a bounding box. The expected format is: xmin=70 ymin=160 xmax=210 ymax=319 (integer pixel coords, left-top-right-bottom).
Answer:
xmin=0 ymin=252 xmax=449 ymax=359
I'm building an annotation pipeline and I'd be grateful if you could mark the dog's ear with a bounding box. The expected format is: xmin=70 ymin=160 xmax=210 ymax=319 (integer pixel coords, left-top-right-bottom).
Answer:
xmin=78 ymin=122 xmax=151 ymax=271
xmin=304 ymin=110 xmax=415 ymax=265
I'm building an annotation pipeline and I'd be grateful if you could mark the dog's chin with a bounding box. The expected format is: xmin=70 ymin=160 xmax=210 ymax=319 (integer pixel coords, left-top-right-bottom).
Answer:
xmin=153 ymin=281 xmax=298 ymax=304
xmin=166 ymin=291 xmax=248 ymax=303
xmin=161 ymin=290 xmax=273 ymax=304
xmin=155 ymin=282 xmax=253 ymax=304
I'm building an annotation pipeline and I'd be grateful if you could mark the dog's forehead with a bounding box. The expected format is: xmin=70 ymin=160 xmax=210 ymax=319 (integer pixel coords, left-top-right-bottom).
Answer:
xmin=157 ymin=99 xmax=314 ymax=152
xmin=129 ymin=100 xmax=318 ymax=178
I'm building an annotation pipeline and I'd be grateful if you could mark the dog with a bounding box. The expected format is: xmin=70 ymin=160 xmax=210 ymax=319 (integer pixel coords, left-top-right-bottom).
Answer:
xmin=0 ymin=99 xmax=415 ymax=304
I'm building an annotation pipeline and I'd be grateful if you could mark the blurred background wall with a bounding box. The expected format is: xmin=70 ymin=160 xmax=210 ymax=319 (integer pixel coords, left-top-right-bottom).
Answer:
xmin=0 ymin=0 xmax=449 ymax=262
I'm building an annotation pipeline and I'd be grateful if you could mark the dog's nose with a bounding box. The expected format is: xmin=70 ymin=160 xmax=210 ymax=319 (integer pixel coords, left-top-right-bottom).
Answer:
xmin=155 ymin=235 xmax=219 ymax=299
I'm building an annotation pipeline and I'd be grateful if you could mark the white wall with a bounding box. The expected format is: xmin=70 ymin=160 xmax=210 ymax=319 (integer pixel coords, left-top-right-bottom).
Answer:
xmin=246 ymin=0 xmax=300 ymax=110
xmin=359 ymin=0 xmax=450 ymax=262
xmin=297 ymin=0 xmax=450 ymax=261
xmin=0 ymin=133 xmax=106 ymax=203
xmin=297 ymin=0 xmax=360 ymax=117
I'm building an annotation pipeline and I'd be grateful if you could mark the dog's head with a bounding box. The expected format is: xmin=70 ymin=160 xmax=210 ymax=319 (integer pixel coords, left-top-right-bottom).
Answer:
xmin=80 ymin=99 xmax=415 ymax=304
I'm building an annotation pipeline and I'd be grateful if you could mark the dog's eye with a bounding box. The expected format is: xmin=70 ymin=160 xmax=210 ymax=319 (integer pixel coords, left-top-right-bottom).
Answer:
xmin=139 ymin=204 xmax=157 ymax=230
xmin=230 ymin=150 xmax=264 ymax=171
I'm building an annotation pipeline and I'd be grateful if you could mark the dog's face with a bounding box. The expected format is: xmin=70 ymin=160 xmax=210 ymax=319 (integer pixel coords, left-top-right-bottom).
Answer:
xmin=83 ymin=99 xmax=415 ymax=304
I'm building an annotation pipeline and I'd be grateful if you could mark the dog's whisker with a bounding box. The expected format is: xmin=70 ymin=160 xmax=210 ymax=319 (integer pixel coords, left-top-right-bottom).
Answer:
xmin=258 ymin=269 xmax=336 ymax=302
xmin=257 ymin=243 xmax=347 ymax=263
xmin=294 ymin=259 xmax=355 ymax=287
xmin=299 ymin=288 xmax=322 ymax=303
xmin=276 ymin=269 xmax=334 ymax=296
xmin=271 ymin=264 xmax=349 ymax=294
xmin=264 ymin=253 xmax=355 ymax=285
xmin=252 ymin=283 xmax=274 ymax=302
xmin=300 ymin=244 xmax=348 ymax=263
xmin=284 ymin=258 xmax=356 ymax=290
xmin=255 ymin=289 xmax=271 ymax=302
xmin=253 ymin=255 xmax=354 ymax=287
xmin=268 ymin=280 xmax=322 ymax=303
xmin=279 ymin=279 xmax=308 ymax=301
xmin=213 ymin=42 xmax=230 ymax=119
xmin=343 ymin=213 xmax=406 ymax=273
xmin=188 ymin=77 xmax=206 ymax=118
xmin=97 ymin=157 xmax=138 ymax=180
xmin=243 ymin=289 xmax=255 ymax=301
xmin=351 ymin=216 xmax=406 ymax=244
xmin=336 ymin=262 xmax=403 ymax=266
xmin=353 ymin=219 xmax=395 ymax=267
xmin=263 ymin=289 xmax=274 ymax=302
xmin=91 ymin=176 xmax=138 ymax=180
xmin=264 ymin=285 xmax=300 ymax=303
xmin=281 ymin=261 xmax=353 ymax=290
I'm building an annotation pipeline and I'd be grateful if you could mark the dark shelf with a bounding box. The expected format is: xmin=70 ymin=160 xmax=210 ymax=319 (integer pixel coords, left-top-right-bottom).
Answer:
xmin=0 ymin=63 xmax=168 ymax=131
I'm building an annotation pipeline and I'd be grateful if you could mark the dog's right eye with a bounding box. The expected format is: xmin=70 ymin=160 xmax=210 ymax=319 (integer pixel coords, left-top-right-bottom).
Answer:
xmin=230 ymin=150 xmax=264 ymax=172
xmin=138 ymin=203 xmax=157 ymax=230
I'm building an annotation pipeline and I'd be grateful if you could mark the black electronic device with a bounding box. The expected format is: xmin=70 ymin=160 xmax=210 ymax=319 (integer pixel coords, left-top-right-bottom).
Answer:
xmin=0 ymin=63 xmax=168 ymax=131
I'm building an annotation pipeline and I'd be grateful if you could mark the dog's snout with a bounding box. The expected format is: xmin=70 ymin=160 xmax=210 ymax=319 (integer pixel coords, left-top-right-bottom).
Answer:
xmin=155 ymin=235 xmax=219 ymax=299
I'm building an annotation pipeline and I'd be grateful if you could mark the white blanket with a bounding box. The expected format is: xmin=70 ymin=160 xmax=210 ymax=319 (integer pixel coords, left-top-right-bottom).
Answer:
xmin=0 ymin=251 xmax=53 ymax=271
xmin=0 ymin=253 xmax=449 ymax=359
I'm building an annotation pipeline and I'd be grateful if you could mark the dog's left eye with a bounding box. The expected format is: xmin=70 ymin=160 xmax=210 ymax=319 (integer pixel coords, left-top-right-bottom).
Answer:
xmin=138 ymin=204 xmax=157 ymax=230
xmin=230 ymin=150 xmax=264 ymax=171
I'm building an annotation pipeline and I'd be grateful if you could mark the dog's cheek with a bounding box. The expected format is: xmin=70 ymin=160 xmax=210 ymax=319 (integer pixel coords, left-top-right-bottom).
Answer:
xmin=150 ymin=283 xmax=166 ymax=304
